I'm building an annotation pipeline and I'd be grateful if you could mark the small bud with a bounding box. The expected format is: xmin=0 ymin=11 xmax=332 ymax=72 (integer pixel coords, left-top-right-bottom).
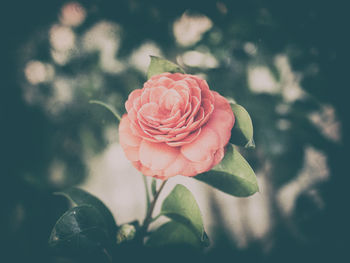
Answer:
xmin=116 ymin=224 xmax=136 ymax=244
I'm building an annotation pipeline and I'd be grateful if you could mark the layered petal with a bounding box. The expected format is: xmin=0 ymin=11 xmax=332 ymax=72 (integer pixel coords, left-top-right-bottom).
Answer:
xmin=180 ymin=126 xmax=219 ymax=162
xmin=206 ymin=92 xmax=235 ymax=147
xmin=119 ymin=116 xmax=142 ymax=161
xmin=139 ymin=140 xmax=179 ymax=171
xmin=163 ymin=154 xmax=196 ymax=178
xmin=119 ymin=115 xmax=142 ymax=147
xmin=119 ymin=73 xmax=235 ymax=179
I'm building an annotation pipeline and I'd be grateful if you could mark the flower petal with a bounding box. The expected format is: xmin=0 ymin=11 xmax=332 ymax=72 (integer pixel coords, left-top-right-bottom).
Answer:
xmin=139 ymin=140 xmax=179 ymax=170
xmin=180 ymin=126 xmax=219 ymax=162
xmin=138 ymin=102 xmax=160 ymax=124
xmin=140 ymin=165 xmax=164 ymax=178
xmin=156 ymin=76 xmax=174 ymax=87
xmin=123 ymin=146 xmax=139 ymax=161
xmin=212 ymin=91 xmax=233 ymax=112
xmin=125 ymin=89 xmax=142 ymax=112
xmin=205 ymin=92 xmax=235 ymax=147
xmin=159 ymin=89 xmax=181 ymax=112
xmin=168 ymin=73 xmax=186 ymax=81
xmin=164 ymin=154 xmax=196 ymax=177
xmin=141 ymin=88 xmax=151 ymax=105
xmin=119 ymin=115 xmax=142 ymax=147
xmin=190 ymin=155 xmax=214 ymax=175
xmin=167 ymin=128 xmax=201 ymax=147
xmin=212 ymin=147 xmax=225 ymax=167
xmin=120 ymin=73 xmax=234 ymax=180
xmin=133 ymin=97 xmax=142 ymax=111
xmin=150 ymin=86 xmax=167 ymax=104
xmin=160 ymin=109 xmax=181 ymax=125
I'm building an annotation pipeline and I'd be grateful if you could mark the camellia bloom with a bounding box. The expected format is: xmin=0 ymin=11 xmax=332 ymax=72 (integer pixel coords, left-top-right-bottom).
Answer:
xmin=119 ymin=73 xmax=235 ymax=180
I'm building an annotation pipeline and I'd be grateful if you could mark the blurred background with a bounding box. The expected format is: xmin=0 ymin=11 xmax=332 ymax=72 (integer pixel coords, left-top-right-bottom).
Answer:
xmin=0 ymin=0 xmax=348 ymax=262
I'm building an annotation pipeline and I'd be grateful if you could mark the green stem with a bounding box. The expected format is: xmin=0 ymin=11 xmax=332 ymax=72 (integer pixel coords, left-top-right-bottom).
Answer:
xmin=89 ymin=100 xmax=121 ymax=121
xmin=140 ymin=180 xmax=167 ymax=236
xmin=142 ymin=175 xmax=151 ymax=212
xmin=150 ymin=213 xmax=162 ymax=223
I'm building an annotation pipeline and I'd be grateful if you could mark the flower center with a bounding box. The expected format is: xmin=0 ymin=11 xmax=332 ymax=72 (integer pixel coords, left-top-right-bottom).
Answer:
xmin=159 ymin=89 xmax=182 ymax=115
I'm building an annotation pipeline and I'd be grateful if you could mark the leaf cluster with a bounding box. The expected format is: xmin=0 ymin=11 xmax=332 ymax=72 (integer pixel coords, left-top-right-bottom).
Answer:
xmin=49 ymin=57 xmax=258 ymax=260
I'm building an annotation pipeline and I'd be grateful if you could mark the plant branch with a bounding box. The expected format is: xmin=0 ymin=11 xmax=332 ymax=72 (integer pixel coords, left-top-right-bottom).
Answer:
xmin=140 ymin=180 xmax=167 ymax=235
xmin=89 ymin=100 xmax=121 ymax=121
xmin=142 ymin=175 xmax=151 ymax=212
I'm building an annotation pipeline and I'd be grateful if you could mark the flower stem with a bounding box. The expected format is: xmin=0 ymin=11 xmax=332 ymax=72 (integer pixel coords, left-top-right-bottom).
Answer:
xmin=89 ymin=100 xmax=121 ymax=121
xmin=140 ymin=180 xmax=167 ymax=237
xmin=142 ymin=175 xmax=151 ymax=212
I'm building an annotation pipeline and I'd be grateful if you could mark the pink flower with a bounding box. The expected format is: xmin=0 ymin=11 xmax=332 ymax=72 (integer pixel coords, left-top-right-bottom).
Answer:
xmin=119 ymin=73 xmax=235 ymax=180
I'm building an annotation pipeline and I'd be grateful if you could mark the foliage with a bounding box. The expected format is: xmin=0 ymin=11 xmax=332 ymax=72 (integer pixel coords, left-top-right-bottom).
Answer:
xmin=196 ymin=144 xmax=258 ymax=197
xmin=147 ymin=56 xmax=185 ymax=79
xmin=2 ymin=1 xmax=346 ymax=262
xmin=47 ymin=57 xmax=258 ymax=261
xmin=54 ymin=187 xmax=118 ymax=241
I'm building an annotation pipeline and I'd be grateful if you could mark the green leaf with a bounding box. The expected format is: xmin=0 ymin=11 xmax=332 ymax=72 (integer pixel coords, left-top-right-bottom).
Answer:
xmin=147 ymin=56 xmax=185 ymax=79
xmin=230 ymin=103 xmax=255 ymax=148
xmin=89 ymin=100 xmax=121 ymax=122
xmin=151 ymin=178 xmax=157 ymax=197
xmin=160 ymin=184 xmax=209 ymax=247
xmin=146 ymin=221 xmax=200 ymax=248
xmin=49 ymin=205 xmax=110 ymax=252
xmin=55 ymin=187 xmax=117 ymax=241
xmin=195 ymin=143 xmax=259 ymax=197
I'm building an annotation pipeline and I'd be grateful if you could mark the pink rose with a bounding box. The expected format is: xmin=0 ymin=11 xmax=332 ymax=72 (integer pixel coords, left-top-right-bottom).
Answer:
xmin=119 ymin=73 xmax=235 ymax=180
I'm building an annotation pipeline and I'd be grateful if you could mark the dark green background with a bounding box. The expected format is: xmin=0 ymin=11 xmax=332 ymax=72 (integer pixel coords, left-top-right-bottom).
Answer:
xmin=0 ymin=0 xmax=348 ymax=262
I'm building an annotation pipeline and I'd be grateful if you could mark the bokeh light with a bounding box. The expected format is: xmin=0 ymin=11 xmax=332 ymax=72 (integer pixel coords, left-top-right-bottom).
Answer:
xmin=3 ymin=1 xmax=347 ymax=262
